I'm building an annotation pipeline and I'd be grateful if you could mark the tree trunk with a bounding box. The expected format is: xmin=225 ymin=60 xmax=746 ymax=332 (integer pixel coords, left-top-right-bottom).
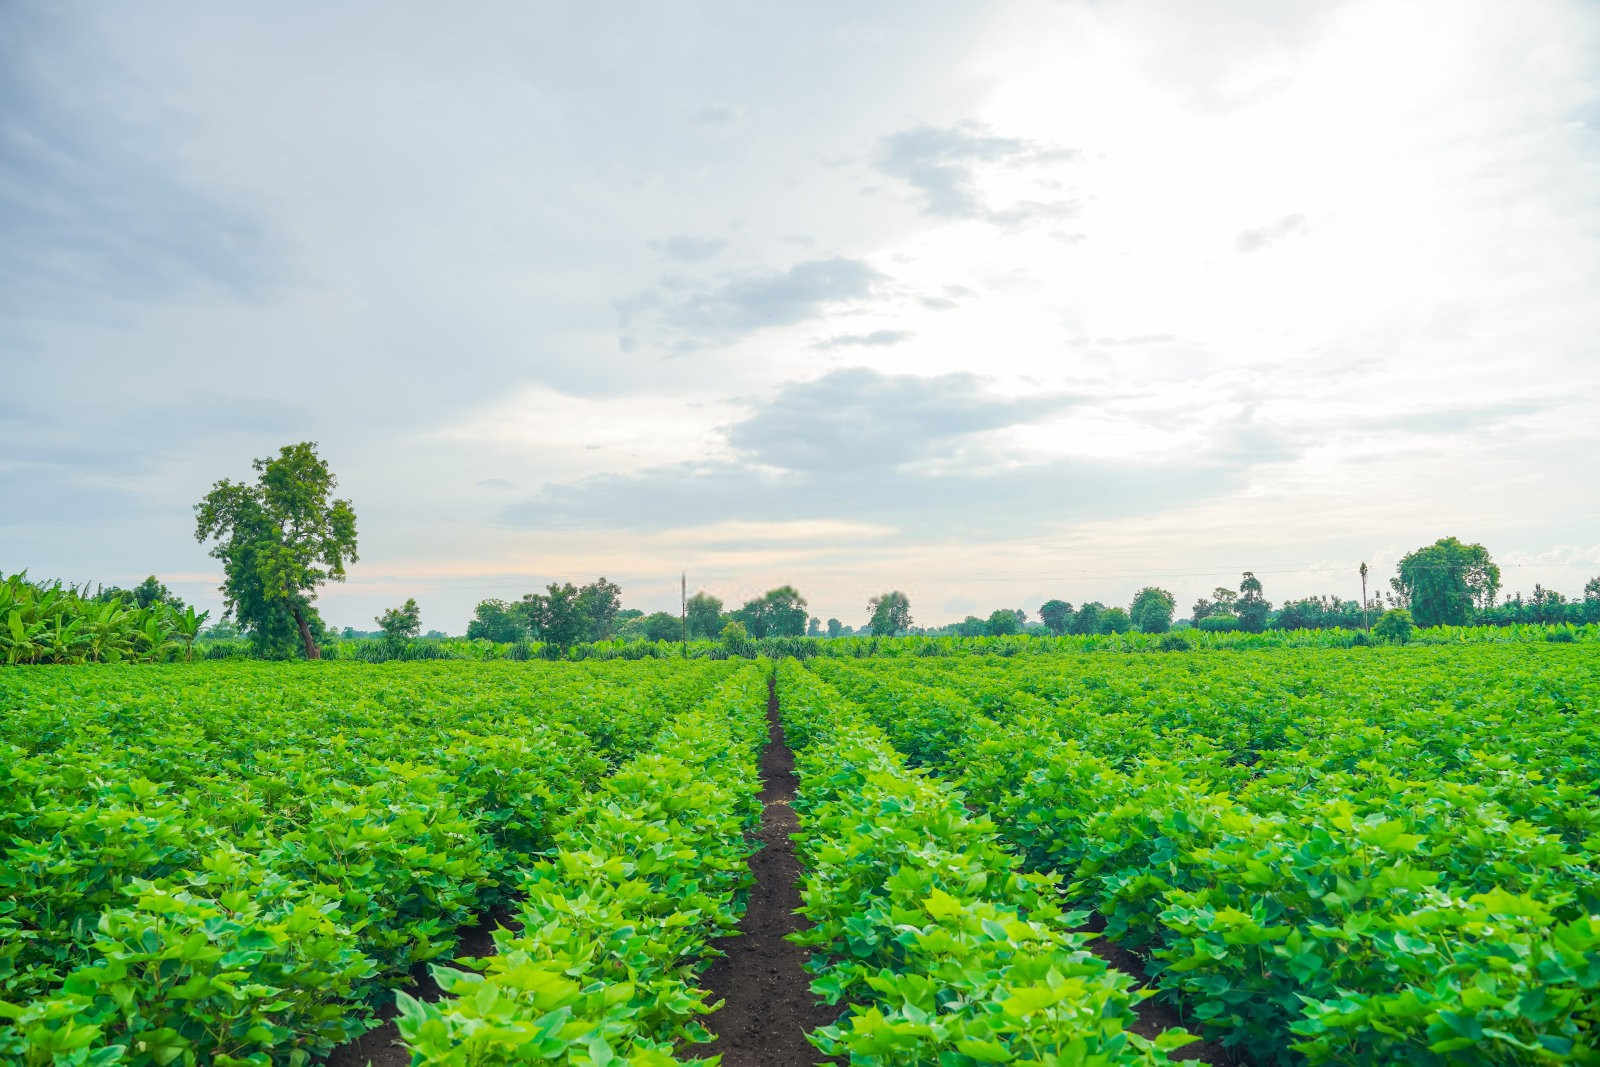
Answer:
xmin=291 ymin=604 xmax=321 ymax=660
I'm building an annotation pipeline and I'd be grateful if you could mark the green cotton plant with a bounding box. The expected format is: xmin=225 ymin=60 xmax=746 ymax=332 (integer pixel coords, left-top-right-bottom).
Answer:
xmin=802 ymin=646 xmax=1600 ymax=1065
xmin=0 ymin=856 xmax=376 ymax=1067
xmin=398 ymin=666 xmax=767 ymax=1064
xmin=777 ymin=662 xmax=1193 ymax=1064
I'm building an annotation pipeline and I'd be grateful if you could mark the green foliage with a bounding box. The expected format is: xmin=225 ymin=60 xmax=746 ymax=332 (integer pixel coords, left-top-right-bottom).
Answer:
xmin=1129 ymin=587 xmax=1175 ymax=633
xmin=1099 ymin=606 xmax=1133 ymax=634
xmin=465 ymin=598 xmax=525 ymax=643
xmin=986 ymin=608 xmax=1024 ymax=636
xmin=811 ymin=645 xmax=1600 ymax=1065
xmin=640 ymin=610 xmax=681 ymax=642
xmin=731 ymin=585 xmax=809 ymax=638
xmin=1391 ymin=536 xmax=1501 ymax=627
xmin=375 ymin=597 xmax=422 ymax=642
xmin=719 ymin=619 xmax=752 ymax=656
xmin=0 ymin=659 xmax=736 ymax=1060
xmin=685 ymin=591 xmax=724 ymax=639
xmin=1375 ymin=607 xmax=1415 ymax=643
xmin=397 ymin=667 xmax=766 ymax=1063
xmin=778 ymin=663 xmax=1191 ymax=1062
xmin=866 ymin=591 xmax=912 ymax=636
xmin=194 ymin=442 xmax=358 ymax=659
xmin=1071 ymin=601 xmax=1105 ymax=635
xmin=0 ymin=572 xmax=204 ymax=666
xmin=1039 ymin=598 xmax=1074 ymax=635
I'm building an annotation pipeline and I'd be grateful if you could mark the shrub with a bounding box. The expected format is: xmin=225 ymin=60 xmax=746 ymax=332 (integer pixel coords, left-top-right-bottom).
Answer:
xmin=1373 ymin=608 xmax=1415 ymax=644
xmin=1158 ymin=634 xmax=1192 ymax=652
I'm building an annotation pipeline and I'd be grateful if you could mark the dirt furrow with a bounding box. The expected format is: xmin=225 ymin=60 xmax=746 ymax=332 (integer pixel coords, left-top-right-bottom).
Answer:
xmin=697 ymin=676 xmax=838 ymax=1066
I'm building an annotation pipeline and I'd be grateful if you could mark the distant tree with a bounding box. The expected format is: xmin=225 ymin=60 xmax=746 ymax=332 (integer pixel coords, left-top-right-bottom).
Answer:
xmin=1198 ymin=613 xmax=1239 ymax=632
xmin=1071 ymin=601 xmax=1106 ymax=635
xmin=720 ymin=619 xmax=752 ymax=656
xmin=528 ymin=583 xmax=584 ymax=653
xmin=1236 ymin=572 xmax=1270 ymax=633
xmin=1374 ymin=608 xmax=1415 ymax=643
xmin=826 ymin=617 xmax=842 ymax=638
xmin=1128 ymin=587 xmax=1176 ymax=633
xmin=1039 ymin=599 xmax=1073 ymax=636
xmin=467 ymin=598 xmax=526 ymax=642
xmin=733 ymin=586 xmax=808 ymax=638
xmin=1099 ymin=607 xmax=1133 ymax=634
xmin=867 ymin=591 xmax=913 ymax=636
xmin=642 ymin=611 xmax=681 ymax=641
xmin=1390 ymin=537 xmax=1500 ymax=627
xmin=686 ymin=592 xmax=724 ymax=639
xmin=575 ymin=578 xmax=623 ymax=641
xmin=194 ymin=442 xmax=358 ymax=659
xmin=807 ymin=616 xmax=822 ymax=637
xmin=375 ymin=598 xmax=421 ymax=642
xmin=986 ymin=608 xmax=1023 ymax=636
xmin=1586 ymin=577 xmax=1600 ymax=623
xmin=1528 ymin=584 xmax=1569 ymax=625
xmin=96 ymin=575 xmax=187 ymax=613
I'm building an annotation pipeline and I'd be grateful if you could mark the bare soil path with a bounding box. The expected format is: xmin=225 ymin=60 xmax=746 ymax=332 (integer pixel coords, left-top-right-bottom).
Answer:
xmin=326 ymin=908 xmax=519 ymax=1067
xmin=697 ymin=676 xmax=840 ymax=1066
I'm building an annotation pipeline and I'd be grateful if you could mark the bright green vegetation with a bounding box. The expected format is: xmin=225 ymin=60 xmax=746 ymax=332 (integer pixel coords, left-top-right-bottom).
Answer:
xmin=3 ymin=644 xmax=1597 ymax=1065
xmin=398 ymin=665 xmax=768 ymax=1062
xmin=778 ymin=662 xmax=1195 ymax=1063
xmin=0 ymin=660 xmax=739 ymax=1064
xmin=807 ymin=645 xmax=1600 ymax=1064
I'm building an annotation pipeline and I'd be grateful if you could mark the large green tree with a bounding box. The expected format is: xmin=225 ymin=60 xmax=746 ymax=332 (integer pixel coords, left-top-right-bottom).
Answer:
xmin=1128 ymin=587 xmax=1176 ymax=633
xmin=1039 ymin=599 xmax=1073 ymax=636
xmin=375 ymin=598 xmax=421 ymax=642
xmin=686 ymin=592 xmax=724 ymax=639
xmin=733 ymin=585 xmax=808 ymax=638
xmin=867 ymin=591 xmax=913 ymax=636
xmin=986 ymin=608 xmax=1024 ymax=636
xmin=466 ymin=599 xmax=526 ymax=642
xmin=575 ymin=577 xmax=622 ymax=641
xmin=195 ymin=442 xmax=357 ymax=659
xmin=1389 ymin=537 xmax=1501 ymax=627
xmin=1236 ymin=572 xmax=1270 ymax=633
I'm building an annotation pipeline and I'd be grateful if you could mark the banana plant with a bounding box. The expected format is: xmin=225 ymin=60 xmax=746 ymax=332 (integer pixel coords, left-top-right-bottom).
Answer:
xmin=169 ymin=605 xmax=211 ymax=662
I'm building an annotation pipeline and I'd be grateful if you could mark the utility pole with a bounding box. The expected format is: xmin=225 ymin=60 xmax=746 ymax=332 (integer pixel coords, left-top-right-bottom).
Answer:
xmin=680 ymin=571 xmax=687 ymax=656
xmin=1359 ymin=561 xmax=1370 ymax=631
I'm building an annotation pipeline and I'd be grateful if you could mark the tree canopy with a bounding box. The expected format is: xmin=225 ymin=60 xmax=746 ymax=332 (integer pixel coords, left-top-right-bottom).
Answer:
xmin=1039 ymin=599 xmax=1073 ymax=635
xmin=1128 ymin=587 xmax=1175 ymax=633
xmin=375 ymin=598 xmax=421 ymax=642
xmin=867 ymin=591 xmax=913 ymax=636
xmin=194 ymin=442 xmax=357 ymax=659
xmin=1389 ymin=537 xmax=1501 ymax=627
xmin=686 ymin=592 xmax=724 ymax=639
xmin=732 ymin=585 xmax=808 ymax=638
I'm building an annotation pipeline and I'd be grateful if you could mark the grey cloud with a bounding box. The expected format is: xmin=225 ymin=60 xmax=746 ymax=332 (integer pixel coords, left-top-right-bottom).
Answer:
xmin=477 ymin=477 xmax=516 ymax=490
xmin=631 ymin=257 xmax=884 ymax=349
xmin=1236 ymin=213 xmax=1308 ymax=252
xmin=878 ymin=123 xmax=1077 ymax=225
xmin=502 ymin=455 xmax=1234 ymax=542
xmin=813 ymin=329 xmax=914 ymax=350
xmin=692 ymin=104 xmax=741 ymax=126
xmin=0 ymin=10 xmax=279 ymax=316
xmin=725 ymin=367 xmax=1084 ymax=472
xmin=1360 ymin=400 xmax=1550 ymax=436
xmin=649 ymin=235 xmax=727 ymax=262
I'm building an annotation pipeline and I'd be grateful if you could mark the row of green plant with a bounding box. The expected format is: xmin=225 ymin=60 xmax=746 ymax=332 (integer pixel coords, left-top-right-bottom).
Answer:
xmin=0 ymin=660 xmax=737 ymax=1063
xmin=187 ymin=617 xmax=1598 ymax=667
xmin=1 ymin=573 xmax=210 ymax=665
xmin=808 ymin=647 xmax=1600 ymax=1064
xmin=398 ymin=664 xmax=768 ymax=1062
xmin=776 ymin=661 xmax=1195 ymax=1064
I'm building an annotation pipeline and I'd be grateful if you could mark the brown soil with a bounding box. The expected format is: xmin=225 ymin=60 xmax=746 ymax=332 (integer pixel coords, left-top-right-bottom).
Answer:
xmin=1077 ymin=912 xmax=1243 ymax=1065
xmin=325 ymin=907 xmax=521 ymax=1067
xmin=696 ymin=676 xmax=841 ymax=1066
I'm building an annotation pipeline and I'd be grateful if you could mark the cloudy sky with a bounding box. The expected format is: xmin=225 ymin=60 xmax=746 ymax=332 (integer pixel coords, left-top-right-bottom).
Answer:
xmin=4 ymin=0 xmax=1599 ymax=632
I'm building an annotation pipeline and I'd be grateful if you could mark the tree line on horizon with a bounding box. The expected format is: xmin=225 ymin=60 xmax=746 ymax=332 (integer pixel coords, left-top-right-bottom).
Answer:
xmin=17 ymin=443 xmax=1599 ymax=661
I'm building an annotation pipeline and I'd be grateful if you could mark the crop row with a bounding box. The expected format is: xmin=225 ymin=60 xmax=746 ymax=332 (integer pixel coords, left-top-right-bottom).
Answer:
xmin=777 ymin=661 xmax=1194 ymax=1064
xmin=398 ymin=663 xmax=769 ymax=1062
xmin=808 ymin=648 xmax=1600 ymax=1064
xmin=0 ymin=660 xmax=739 ymax=1064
